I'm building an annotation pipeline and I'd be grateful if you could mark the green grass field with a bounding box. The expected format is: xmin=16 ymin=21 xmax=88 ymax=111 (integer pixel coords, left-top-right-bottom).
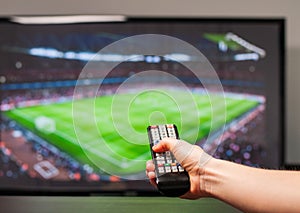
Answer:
xmin=4 ymin=90 xmax=259 ymax=176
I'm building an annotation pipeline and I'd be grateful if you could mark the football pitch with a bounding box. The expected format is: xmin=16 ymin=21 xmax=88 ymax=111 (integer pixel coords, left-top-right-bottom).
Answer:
xmin=4 ymin=90 xmax=260 ymax=176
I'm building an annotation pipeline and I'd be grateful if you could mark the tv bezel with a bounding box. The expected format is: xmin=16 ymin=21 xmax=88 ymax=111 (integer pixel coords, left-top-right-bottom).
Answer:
xmin=0 ymin=15 xmax=286 ymax=195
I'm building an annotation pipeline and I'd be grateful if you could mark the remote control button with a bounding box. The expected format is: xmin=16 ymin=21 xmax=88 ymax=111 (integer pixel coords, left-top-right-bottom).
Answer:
xmin=165 ymin=166 xmax=171 ymax=173
xmin=158 ymin=167 xmax=165 ymax=174
xmin=152 ymin=136 xmax=160 ymax=141
xmin=178 ymin=165 xmax=184 ymax=172
xmin=156 ymin=156 xmax=164 ymax=160
xmin=157 ymin=160 xmax=165 ymax=165
xmin=166 ymin=159 xmax=172 ymax=163
xmin=153 ymin=140 xmax=160 ymax=145
xmin=164 ymin=163 xmax=171 ymax=171
xmin=155 ymin=153 xmax=159 ymax=156
xmin=152 ymin=136 xmax=159 ymax=139
xmin=171 ymin=166 xmax=178 ymax=172
xmin=161 ymin=134 xmax=167 ymax=139
xmin=168 ymin=134 xmax=176 ymax=139
xmin=165 ymin=156 xmax=172 ymax=161
xmin=156 ymin=153 xmax=164 ymax=157
xmin=165 ymin=151 xmax=171 ymax=156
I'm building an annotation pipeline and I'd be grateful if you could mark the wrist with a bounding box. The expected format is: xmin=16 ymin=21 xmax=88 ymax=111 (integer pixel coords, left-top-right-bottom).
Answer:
xmin=199 ymin=157 xmax=222 ymax=197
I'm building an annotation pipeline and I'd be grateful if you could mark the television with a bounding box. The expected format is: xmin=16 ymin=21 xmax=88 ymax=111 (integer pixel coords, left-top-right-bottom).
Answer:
xmin=0 ymin=16 xmax=285 ymax=195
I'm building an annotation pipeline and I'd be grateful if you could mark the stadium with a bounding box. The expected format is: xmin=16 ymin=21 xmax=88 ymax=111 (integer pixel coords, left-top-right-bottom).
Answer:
xmin=0 ymin=26 xmax=268 ymax=183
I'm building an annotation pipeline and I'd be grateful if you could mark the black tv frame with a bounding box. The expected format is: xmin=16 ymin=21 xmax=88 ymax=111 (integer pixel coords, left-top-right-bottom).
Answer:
xmin=0 ymin=16 xmax=286 ymax=195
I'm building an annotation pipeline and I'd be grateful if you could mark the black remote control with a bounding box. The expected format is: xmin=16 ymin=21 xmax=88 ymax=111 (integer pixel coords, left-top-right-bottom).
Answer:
xmin=147 ymin=124 xmax=190 ymax=197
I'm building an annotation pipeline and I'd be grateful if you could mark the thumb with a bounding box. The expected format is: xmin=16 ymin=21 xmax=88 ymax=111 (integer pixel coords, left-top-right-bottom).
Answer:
xmin=153 ymin=138 xmax=211 ymax=171
xmin=152 ymin=137 xmax=195 ymax=166
xmin=152 ymin=137 xmax=177 ymax=153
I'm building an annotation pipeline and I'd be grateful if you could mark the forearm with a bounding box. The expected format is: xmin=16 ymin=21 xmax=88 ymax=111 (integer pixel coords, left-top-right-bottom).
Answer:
xmin=202 ymin=159 xmax=300 ymax=213
xmin=149 ymin=138 xmax=300 ymax=212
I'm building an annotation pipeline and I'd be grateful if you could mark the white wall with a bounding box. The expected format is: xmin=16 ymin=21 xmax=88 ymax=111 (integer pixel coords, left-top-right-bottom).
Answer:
xmin=1 ymin=0 xmax=300 ymax=164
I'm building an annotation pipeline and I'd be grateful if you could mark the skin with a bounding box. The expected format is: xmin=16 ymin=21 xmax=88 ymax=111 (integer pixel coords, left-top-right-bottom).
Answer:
xmin=146 ymin=138 xmax=300 ymax=213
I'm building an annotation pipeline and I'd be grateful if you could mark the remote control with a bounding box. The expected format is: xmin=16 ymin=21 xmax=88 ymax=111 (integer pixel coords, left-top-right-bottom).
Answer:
xmin=147 ymin=124 xmax=190 ymax=197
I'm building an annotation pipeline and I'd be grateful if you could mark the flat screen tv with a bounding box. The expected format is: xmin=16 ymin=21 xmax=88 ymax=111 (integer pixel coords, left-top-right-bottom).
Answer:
xmin=0 ymin=16 xmax=285 ymax=195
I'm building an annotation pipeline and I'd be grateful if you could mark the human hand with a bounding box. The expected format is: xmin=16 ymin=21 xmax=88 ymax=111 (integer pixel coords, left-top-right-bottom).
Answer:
xmin=146 ymin=138 xmax=212 ymax=199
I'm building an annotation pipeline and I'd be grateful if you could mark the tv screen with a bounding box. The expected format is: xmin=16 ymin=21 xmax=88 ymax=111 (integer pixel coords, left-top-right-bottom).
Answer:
xmin=0 ymin=16 xmax=285 ymax=194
